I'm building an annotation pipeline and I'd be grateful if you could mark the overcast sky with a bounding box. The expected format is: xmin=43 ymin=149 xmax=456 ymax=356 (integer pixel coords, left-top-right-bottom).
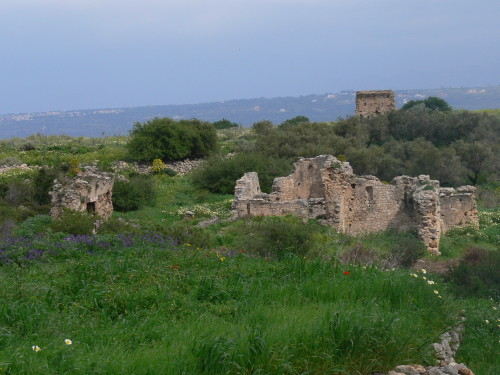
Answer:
xmin=1 ymin=0 xmax=499 ymax=114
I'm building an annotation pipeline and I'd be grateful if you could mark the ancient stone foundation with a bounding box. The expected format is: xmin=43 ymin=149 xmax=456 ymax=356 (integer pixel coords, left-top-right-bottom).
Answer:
xmin=233 ymin=155 xmax=478 ymax=254
xmin=355 ymin=90 xmax=396 ymax=117
xmin=50 ymin=169 xmax=115 ymax=219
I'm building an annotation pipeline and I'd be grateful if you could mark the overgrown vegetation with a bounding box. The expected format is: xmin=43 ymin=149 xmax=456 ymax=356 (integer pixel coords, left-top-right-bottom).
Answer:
xmin=0 ymin=108 xmax=498 ymax=374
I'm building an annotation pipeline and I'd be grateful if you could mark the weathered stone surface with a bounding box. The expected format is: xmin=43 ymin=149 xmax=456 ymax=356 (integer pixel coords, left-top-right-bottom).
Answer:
xmin=233 ymin=155 xmax=478 ymax=254
xmin=50 ymin=168 xmax=114 ymax=219
xmin=113 ymin=158 xmax=204 ymax=176
xmin=355 ymin=90 xmax=396 ymax=117
xmin=393 ymin=364 xmax=426 ymax=374
xmin=385 ymin=322 xmax=475 ymax=375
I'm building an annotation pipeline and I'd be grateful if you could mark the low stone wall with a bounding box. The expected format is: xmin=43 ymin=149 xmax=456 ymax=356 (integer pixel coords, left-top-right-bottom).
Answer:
xmin=113 ymin=159 xmax=204 ymax=176
xmin=386 ymin=318 xmax=476 ymax=375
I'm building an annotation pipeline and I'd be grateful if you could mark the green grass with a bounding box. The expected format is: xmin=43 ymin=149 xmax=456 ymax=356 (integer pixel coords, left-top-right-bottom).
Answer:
xmin=0 ymin=237 xmax=465 ymax=374
xmin=1 ymin=132 xmax=499 ymax=374
xmin=115 ymin=175 xmax=233 ymax=227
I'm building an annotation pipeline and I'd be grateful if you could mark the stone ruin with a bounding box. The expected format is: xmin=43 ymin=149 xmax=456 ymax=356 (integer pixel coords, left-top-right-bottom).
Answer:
xmin=50 ymin=169 xmax=115 ymax=220
xmin=233 ymin=155 xmax=478 ymax=255
xmin=355 ymin=90 xmax=396 ymax=117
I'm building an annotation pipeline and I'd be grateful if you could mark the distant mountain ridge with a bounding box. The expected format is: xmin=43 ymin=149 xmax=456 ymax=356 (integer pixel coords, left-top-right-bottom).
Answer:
xmin=1 ymin=85 xmax=499 ymax=139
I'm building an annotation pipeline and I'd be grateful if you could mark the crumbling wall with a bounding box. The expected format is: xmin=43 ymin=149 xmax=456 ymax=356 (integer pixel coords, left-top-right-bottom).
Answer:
xmin=439 ymin=186 xmax=478 ymax=233
xmin=50 ymin=169 xmax=114 ymax=219
xmin=233 ymin=155 xmax=478 ymax=254
xmin=355 ymin=90 xmax=396 ymax=117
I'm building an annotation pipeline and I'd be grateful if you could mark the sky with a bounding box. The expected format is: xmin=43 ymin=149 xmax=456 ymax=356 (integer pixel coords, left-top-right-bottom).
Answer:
xmin=0 ymin=0 xmax=499 ymax=114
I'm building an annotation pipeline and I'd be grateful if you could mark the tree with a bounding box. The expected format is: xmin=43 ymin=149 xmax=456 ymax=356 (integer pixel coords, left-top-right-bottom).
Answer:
xmin=454 ymin=141 xmax=494 ymax=185
xmin=279 ymin=116 xmax=310 ymax=128
xmin=212 ymin=118 xmax=238 ymax=129
xmin=126 ymin=118 xmax=217 ymax=162
xmin=401 ymin=96 xmax=452 ymax=112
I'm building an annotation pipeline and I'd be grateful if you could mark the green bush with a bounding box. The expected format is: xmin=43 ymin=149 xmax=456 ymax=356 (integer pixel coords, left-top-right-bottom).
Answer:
xmin=232 ymin=216 xmax=319 ymax=259
xmin=388 ymin=231 xmax=426 ymax=267
xmin=0 ymin=156 xmax=23 ymax=166
xmin=126 ymin=117 xmax=217 ymax=162
xmin=112 ymin=174 xmax=155 ymax=212
xmin=213 ymin=118 xmax=238 ymax=129
xmin=33 ymin=167 xmax=60 ymax=205
xmin=50 ymin=209 xmax=96 ymax=235
xmin=445 ymin=247 xmax=500 ymax=300
xmin=191 ymin=153 xmax=292 ymax=194
xmin=97 ymin=217 xmax=140 ymax=235
xmin=13 ymin=214 xmax=52 ymax=238
xmin=159 ymin=220 xmax=214 ymax=249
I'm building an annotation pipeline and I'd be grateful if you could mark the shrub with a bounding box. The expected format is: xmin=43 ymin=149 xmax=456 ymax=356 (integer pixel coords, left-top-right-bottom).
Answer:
xmin=13 ymin=215 xmax=52 ymax=238
xmin=127 ymin=117 xmax=217 ymax=162
xmin=33 ymin=168 xmax=59 ymax=205
xmin=388 ymin=231 xmax=426 ymax=267
xmin=232 ymin=216 xmax=319 ymax=259
xmin=191 ymin=153 xmax=292 ymax=194
xmin=50 ymin=209 xmax=96 ymax=235
xmin=159 ymin=221 xmax=214 ymax=249
xmin=445 ymin=247 xmax=500 ymax=299
xmin=213 ymin=118 xmax=238 ymax=129
xmin=18 ymin=141 xmax=37 ymax=151
xmin=0 ymin=156 xmax=23 ymax=166
xmin=151 ymin=158 xmax=167 ymax=174
xmin=97 ymin=217 xmax=140 ymax=235
xmin=112 ymin=174 xmax=155 ymax=212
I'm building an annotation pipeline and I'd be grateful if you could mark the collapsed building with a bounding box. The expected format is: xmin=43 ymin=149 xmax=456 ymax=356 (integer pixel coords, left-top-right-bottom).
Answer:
xmin=233 ymin=155 xmax=478 ymax=254
xmin=355 ymin=90 xmax=396 ymax=117
xmin=50 ymin=169 xmax=115 ymax=220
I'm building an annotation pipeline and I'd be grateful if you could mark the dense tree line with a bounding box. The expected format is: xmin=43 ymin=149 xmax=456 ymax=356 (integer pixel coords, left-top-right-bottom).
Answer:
xmin=194 ymin=108 xmax=499 ymax=193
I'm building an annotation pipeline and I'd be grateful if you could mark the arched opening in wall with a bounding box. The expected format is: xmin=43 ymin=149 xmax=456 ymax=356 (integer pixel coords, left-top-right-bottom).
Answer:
xmin=87 ymin=201 xmax=96 ymax=214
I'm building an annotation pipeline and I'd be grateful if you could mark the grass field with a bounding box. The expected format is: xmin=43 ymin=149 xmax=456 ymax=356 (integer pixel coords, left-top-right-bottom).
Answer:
xmin=0 ymin=130 xmax=499 ymax=374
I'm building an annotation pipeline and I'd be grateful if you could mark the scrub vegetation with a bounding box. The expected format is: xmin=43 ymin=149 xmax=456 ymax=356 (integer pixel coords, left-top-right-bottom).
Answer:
xmin=0 ymin=107 xmax=499 ymax=374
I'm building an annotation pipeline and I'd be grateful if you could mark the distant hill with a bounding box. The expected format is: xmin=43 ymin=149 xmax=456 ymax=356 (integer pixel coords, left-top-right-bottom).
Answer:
xmin=1 ymin=85 xmax=499 ymax=139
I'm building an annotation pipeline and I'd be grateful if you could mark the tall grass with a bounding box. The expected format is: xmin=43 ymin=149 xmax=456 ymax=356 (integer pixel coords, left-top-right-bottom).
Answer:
xmin=0 ymin=235 xmax=460 ymax=374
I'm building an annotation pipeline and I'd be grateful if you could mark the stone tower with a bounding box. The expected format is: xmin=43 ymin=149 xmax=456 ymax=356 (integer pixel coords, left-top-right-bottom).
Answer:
xmin=355 ymin=90 xmax=396 ymax=117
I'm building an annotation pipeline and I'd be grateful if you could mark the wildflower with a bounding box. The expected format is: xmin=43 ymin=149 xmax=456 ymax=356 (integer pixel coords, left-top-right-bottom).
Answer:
xmin=493 ymin=307 xmax=497 ymax=310
xmin=420 ymin=269 xmax=427 ymax=274
xmin=172 ymin=265 xmax=180 ymax=269
xmin=485 ymin=320 xmax=489 ymax=324
xmin=343 ymin=271 xmax=350 ymax=275
xmin=422 ymin=276 xmax=427 ymax=280
xmin=433 ymin=290 xmax=439 ymax=295
xmin=427 ymin=280 xmax=435 ymax=285
xmin=64 ymin=339 xmax=72 ymax=345
xmin=411 ymin=273 xmax=418 ymax=278
xmin=32 ymin=345 xmax=41 ymax=352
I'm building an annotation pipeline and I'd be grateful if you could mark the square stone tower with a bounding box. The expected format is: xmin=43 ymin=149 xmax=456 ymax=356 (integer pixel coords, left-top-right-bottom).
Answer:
xmin=355 ymin=90 xmax=396 ymax=117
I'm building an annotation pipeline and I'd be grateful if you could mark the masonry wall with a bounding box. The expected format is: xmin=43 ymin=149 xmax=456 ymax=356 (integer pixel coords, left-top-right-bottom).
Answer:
xmin=50 ymin=169 xmax=114 ymax=219
xmin=439 ymin=187 xmax=478 ymax=233
xmin=355 ymin=90 xmax=396 ymax=117
xmin=233 ymin=155 xmax=478 ymax=254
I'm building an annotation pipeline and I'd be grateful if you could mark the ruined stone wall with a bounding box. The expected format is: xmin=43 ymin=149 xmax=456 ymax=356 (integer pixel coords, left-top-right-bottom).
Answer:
xmin=50 ymin=169 xmax=114 ymax=219
xmin=233 ymin=155 xmax=478 ymax=254
xmin=355 ymin=90 xmax=396 ymax=117
xmin=439 ymin=186 xmax=478 ymax=233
